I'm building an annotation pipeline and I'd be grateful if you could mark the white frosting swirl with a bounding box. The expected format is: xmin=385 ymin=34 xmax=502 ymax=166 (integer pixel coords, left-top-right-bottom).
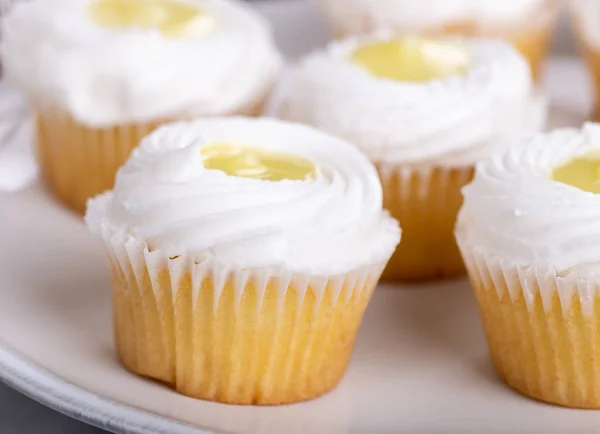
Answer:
xmin=85 ymin=117 xmax=400 ymax=274
xmin=317 ymin=0 xmax=550 ymax=33
xmin=571 ymin=0 xmax=600 ymax=49
xmin=1 ymin=0 xmax=282 ymax=127
xmin=280 ymin=33 xmax=546 ymax=166
xmin=458 ymin=123 xmax=600 ymax=277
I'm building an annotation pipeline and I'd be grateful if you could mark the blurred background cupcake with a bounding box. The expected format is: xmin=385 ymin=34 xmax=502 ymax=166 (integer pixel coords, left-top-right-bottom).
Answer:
xmin=0 ymin=0 xmax=282 ymax=213
xmin=457 ymin=123 xmax=600 ymax=408
xmin=280 ymin=33 xmax=546 ymax=281
xmin=85 ymin=117 xmax=400 ymax=405
xmin=315 ymin=0 xmax=558 ymax=81
xmin=571 ymin=0 xmax=600 ymax=120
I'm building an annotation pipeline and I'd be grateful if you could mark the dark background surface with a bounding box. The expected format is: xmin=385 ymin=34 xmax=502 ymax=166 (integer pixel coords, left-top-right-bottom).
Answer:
xmin=0 ymin=386 xmax=107 ymax=434
xmin=0 ymin=0 xmax=576 ymax=433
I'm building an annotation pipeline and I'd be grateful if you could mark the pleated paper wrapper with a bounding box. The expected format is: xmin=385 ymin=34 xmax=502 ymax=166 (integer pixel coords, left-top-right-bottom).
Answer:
xmin=100 ymin=227 xmax=386 ymax=405
xmin=377 ymin=162 xmax=473 ymax=281
xmin=35 ymin=96 xmax=268 ymax=213
xmin=458 ymin=233 xmax=600 ymax=409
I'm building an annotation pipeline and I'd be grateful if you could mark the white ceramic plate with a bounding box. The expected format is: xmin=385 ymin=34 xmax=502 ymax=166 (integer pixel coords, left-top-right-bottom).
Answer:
xmin=1 ymin=1 xmax=599 ymax=433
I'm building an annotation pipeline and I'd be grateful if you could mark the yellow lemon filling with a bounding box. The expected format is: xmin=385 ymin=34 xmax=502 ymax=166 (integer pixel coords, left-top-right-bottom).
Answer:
xmin=350 ymin=38 xmax=471 ymax=82
xmin=551 ymin=150 xmax=600 ymax=194
xmin=90 ymin=0 xmax=212 ymax=37
xmin=201 ymin=143 xmax=317 ymax=182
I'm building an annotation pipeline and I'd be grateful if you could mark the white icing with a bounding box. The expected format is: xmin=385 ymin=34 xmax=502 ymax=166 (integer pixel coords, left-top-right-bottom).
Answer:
xmin=458 ymin=123 xmax=600 ymax=279
xmin=0 ymin=0 xmax=282 ymax=127
xmin=86 ymin=117 xmax=401 ymax=275
xmin=281 ymin=33 xmax=546 ymax=166
xmin=317 ymin=0 xmax=549 ymax=33
xmin=572 ymin=0 xmax=600 ymax=49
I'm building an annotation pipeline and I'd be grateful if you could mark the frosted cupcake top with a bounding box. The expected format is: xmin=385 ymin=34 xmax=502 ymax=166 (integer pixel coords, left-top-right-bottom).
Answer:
xmin=571 ymin=0 xmax=600 ymax=49
xmin=319 ymin=0 xmax=549 ymax=32
xmin=1 ymin=0 xmax=281 ymax=127
xmin=458 ymin=123 xmax=600 ymax=277
xmin=86 ymin=117 xmax=400 ymax=275
xmin=281 ymin=33 xmax=546 ymax=166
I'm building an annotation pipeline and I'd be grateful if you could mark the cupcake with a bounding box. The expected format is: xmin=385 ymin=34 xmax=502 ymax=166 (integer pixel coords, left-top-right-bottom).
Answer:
xmin=571 ymin=0 xmax=600 ymax=120
xmin=315 ymin=0 xmax=557 ymax=81
xmin=457 ymin=123 xmax=600 ymax=408
xmin=280 ymin=33 xmax=546 ymax=281
xmin=1 ymin=0 xmax=281 ymax=213
xmin=85 ymin=117 xmax=400 ymax=405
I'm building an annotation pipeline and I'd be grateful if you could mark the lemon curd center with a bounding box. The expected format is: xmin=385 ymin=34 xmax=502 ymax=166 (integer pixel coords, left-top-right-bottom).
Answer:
xmin=90 ymin=0 xmax=211 ymax=37
xmin=201 ymin=143 xmax=318 ymax=182
xmin=551 ymin=150 xmax=600 ymax=194
xmin=349 ymin=38 xmax=471 ymax=82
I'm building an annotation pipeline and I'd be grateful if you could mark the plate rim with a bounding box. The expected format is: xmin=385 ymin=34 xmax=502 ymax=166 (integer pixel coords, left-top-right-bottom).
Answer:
xmin=0 ymin=341 xmax=216 ymax=434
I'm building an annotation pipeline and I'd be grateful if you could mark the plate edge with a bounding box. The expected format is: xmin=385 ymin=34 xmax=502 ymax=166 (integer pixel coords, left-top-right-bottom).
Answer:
xmin=0 ymin=342 xmax=218 ymax=434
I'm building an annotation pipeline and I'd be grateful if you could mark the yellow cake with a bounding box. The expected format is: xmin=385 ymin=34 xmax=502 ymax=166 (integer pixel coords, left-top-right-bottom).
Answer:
xmin=316 ymin=0 xmax=557 ymax=81
xmin=280 ymin=34 xmax=546 ymax=281
xmin=85 ymin=117 xmax=400 ymax=404
xmin=457 ymin=124 xmax=600 ymax=408
xmin=1 ymin=0 xmax=281 ymax=213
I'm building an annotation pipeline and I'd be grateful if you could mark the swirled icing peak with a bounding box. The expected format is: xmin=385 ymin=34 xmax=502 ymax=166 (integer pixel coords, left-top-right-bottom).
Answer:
xmin=86 ymin=117 xmax=401 ymax=274
xmin=1 ymin=0 xmax=282 ymax=127
xmin=89 ymin=0 xmax=213 ymax=37
xmin=551 ymin=150 xmax=600 ymax=194
xmin=281 ymin=32 xmax=546 ymax=166
xmin=201 ymin=143 xmax=318 ymax=182
xmin=458 ymin=123 xmax=600 ymax=276
xmin=350 ymin=38 xmax=471 ymax=82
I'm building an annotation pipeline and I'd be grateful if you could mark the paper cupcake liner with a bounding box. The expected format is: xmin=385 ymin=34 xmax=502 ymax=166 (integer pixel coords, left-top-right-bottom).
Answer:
xmin=35 ymin=97 xmax=268 ymax=214
xmin=318 ymin=0 xmax=557 ymax=81
xmin=458 ymin=234 xmax=600 ymax=408
xmin=377 ymin=163 xmax=473 ymax=281
xmin=101 ymin=228 xmax=386 ymax=405
xmin=36 ymin=108 xmax=165 ymax=213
